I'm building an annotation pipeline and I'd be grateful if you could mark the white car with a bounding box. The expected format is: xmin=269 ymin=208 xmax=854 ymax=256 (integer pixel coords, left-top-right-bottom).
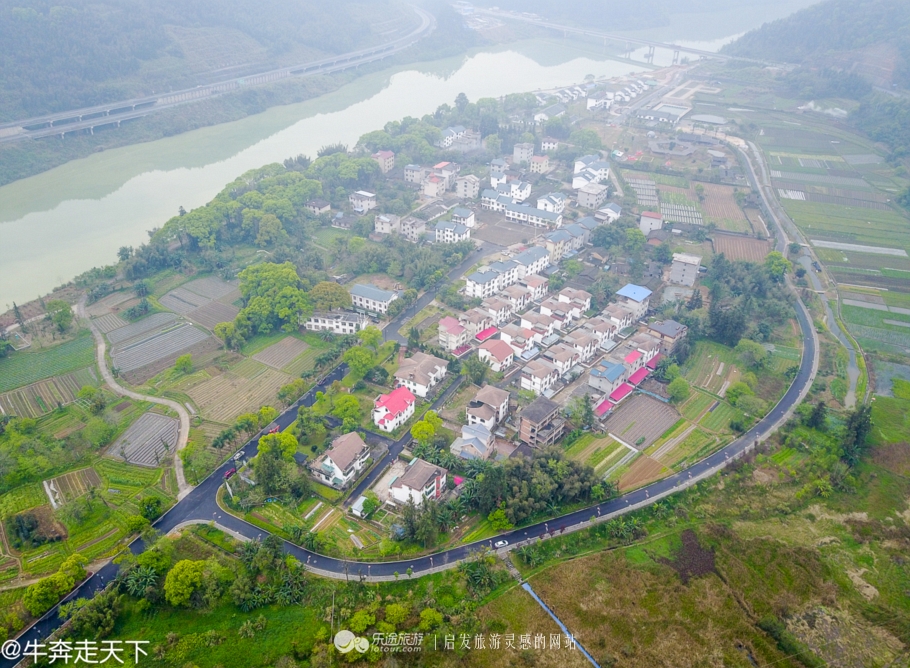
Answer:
xmin=494 ymin=540 xmax=509 ymax=548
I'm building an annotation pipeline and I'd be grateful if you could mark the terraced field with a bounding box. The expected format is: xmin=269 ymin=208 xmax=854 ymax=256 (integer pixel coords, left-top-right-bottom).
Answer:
xmin=181 ymin=276 xmax=238 ymax=300
xmin=0 ymin=367 xmax=97 ymax=418
xmin=187 ymin=301 xmax=239 ymax=330
xmin=95 ymin=459 xmax=163 ymax=499
xmin=85 ymin=291 xmax=136 ymax=317
xmin=187 ymin=366 xmax=292 ymax=424
xmin=683 ymin=341 xmax=739 ymax=394
xmin=565 ymin=435 xmax=627 ymax=476
xmin=46 ymin=468 xmax=103 ymax=505
xmin=111 ymin=323 xmax=210 ymax=372
xmin=618 ymin=455 xmax=668 ymax=490
xmin=91 ymin=313 xmax=128 ymax=334
xmin=159 ymin=287 xmax=210 ymax=314
xmin=253 ymin=337 xmax=310 ymax=370
xmin=712 ymin=233 xmax=771 ymax=263
xmin=782 ymin=200 xmax=910 ymax=248
xmin=700 ymin=401 xmax=744 ymax=433
xmin=0 ymin=484 xmax=45 ymax=518
xmin=0 ymin=333 xmax=95 ymax=393
xmin=283 ymin=347 xmax=322 ymax=376
xmin=108 ymin=412 xmax=179 ymax=467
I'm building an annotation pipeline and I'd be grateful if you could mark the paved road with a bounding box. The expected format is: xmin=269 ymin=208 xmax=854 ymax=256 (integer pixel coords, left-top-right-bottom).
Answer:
xmin=0 ymin=7 xmax=435 ymax=143
xmin=76 ymin=297 xmax=192 ymax=497
xmin=383 ymin=240 xmax=501 ymax=344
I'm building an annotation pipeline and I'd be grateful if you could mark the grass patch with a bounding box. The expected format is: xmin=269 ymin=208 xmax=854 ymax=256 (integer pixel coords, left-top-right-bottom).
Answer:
xmin=0 ymin=331 xmax=95 ymax=392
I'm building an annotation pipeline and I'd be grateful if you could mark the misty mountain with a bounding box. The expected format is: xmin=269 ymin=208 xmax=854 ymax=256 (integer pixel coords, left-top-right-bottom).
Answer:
xmin=0 ymin=0 xmax=413 ymax=121
xmin=723 ymin=0 xmax=910 ymax=90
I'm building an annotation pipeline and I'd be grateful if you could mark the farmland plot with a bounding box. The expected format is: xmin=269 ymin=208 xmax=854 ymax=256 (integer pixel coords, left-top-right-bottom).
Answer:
xmin=92 ymin=313 xmax=127 ymax=334
xmin=46 ymin=468 xmax=103 ymax=505
xmin=111 ymin=323 xmax=210 ymax=372
xmin=604 ymin=395 xmax=680 ymax=450
xmin=253 ymin=337 xmax=310 ymax=370
xmin=108 ymin=412 xmax=179 ymax=467
xmin=0 ymin=367 xmax=97 ymax=418
xmin=159 ymin=287 xmax=210 ymax=314
xmin=85 ymin=291 xmax=136 ymax=317
xmin=712 ymin=233 xmax=771 ymax=263
xmin=180 ymin=277 xmax=238 ymax=300
xmin=0 ymin=484 xmax=45 ymax=518
xmin=187 ymin=301 xmax=239 ymax=331
xmin=187 ymin=367 xmax=292 ymax=424
xmin=106 ymin=313 xmax=178 ymax=345
xmin=683 ymin=341 xmax=738 ymax=394
xmin=0 ymin=334 xmax=95 ymax=393
xmin=618 ymin=455 xmax=668 ymax=490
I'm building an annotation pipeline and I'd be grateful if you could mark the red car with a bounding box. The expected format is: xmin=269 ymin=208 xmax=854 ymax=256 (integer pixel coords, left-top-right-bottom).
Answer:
xmin=224 ymin=468 xmax=237 ymax=480
xmin=268 ymin=426 xmax=279 ymax=434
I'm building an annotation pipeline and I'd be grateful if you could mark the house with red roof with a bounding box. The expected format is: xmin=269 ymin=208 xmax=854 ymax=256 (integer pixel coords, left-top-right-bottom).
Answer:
xmin=639 ymin=211 xmax=663 ymax=235
xmin=438 ymin=316 xmax=468 ymax=352
xmin=372 ymin=387 xmax=417 ymax=432
xmin=478 ymin=339 xmax=515 ymax=372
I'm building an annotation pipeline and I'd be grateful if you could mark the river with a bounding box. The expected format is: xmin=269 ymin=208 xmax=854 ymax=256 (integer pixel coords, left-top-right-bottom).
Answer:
xmin=0 ymin=0 xmax=809 ymax=307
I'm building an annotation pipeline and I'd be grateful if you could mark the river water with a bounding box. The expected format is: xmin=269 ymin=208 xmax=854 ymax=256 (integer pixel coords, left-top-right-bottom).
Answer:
xmin=0 ymin=0 xmax=809 ymax=307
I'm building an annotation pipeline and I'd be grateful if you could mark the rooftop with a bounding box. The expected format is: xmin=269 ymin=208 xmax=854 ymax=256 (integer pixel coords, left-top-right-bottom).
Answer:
xmin=351 ymin=284 xmax=397 ymax=302
xmin=395 ymin=458 xmax=447 ymax=491
xmin=374 ymin=387 xmax=416 ymax=420
xmin=616 ymin=284 xmax=652 ymax=303
xmin=521 ymin=396 xmax=560 ymax=424
xmin=323 ymin=432 xmax=368 ymax=471
xmin=628 ymin=367 xmax=650 ymax=385
xmin=609 ymin=383 xmax=634 ymax=402
xmin=480 ymin=339 xmax=514 ymax=363
xmin=649 ymin=320 xmax=687 ymax=339
xmin=475 ymin=326 xmax=498 ymax=342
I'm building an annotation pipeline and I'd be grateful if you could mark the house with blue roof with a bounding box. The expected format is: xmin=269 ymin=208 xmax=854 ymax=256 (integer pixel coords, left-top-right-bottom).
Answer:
xmin=512 ymin=246 xmax=550 ymax=277
xmin=588 ymin=359 xmax=628 ymax=395
xmin=435 ymin=220 xmax=470 ymax=244
xmin=504 ymin=202 xmax=562 ymax=229
xmin=616 ymin=284 xmax=652 ymax=319
xmin=350 ymin=284 xmax=399 ymax=315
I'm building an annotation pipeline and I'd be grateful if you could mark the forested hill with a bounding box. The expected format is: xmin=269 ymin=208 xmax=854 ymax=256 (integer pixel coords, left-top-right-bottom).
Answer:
xmin=722 ymin=0 xmax=910 ymax=89
xmin=0 ymin=0 xmax=413 ymax=121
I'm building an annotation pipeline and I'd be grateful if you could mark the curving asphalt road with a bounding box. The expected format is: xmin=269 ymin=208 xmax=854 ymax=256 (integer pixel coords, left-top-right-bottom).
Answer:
xmin=2 ymin=145 xmax=819 ymax=668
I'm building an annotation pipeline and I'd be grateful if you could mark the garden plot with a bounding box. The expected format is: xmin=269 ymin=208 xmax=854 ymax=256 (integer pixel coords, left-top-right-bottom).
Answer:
xmin=770 ymin=171 xmax=868 ymax=188
xmin=180 ymin=276 xmax=238 ymax=300
xmin=187 ymin=301 xmax=239 ymax=331
xmin=565 ymin=435 xmax=626 ymax=476
xmin=0 ymin=367 xmax=96 ymax=418
xmin=106 ymin=312 xmax=178 ymax=345
xmin=660 ymin=203 xmax=703 ymax=226
xmin=603 ymin=395 xmax=680 ymax=450
xmin=85 ymin=291 xmax=137 ymax=317
xmin=187 ymin=367 xmax=292 ymax=424
xmin=92 ymin=313 xmax=128 ymax=334
xmin=45 ymin=468 xmax=103 ymax=506
xmin=159 ymin=287 xmax=210 ymax=314
xmin=108 ymin=412 xmax=179 ymax=467
xmin=618 ymin=455 xmax=668 ymax=490
xmin=0 ymin=334 xmax=95 ymax=393
xmin=712 ymin=234 xmax=771 ymax=263
xmin=253 ymin=337 xmax=310 ymax=370
xmin=111 ymin=323 xmax=210 ymax=372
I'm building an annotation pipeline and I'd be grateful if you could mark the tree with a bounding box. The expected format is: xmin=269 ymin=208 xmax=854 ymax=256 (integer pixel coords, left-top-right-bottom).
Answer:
xmin=174 ymin=354 xmax=193 ymax=374
xmin=725 ymin=381 xmax=754 ymax=405
xmin=61 ymin=590 xmax=120 ymax=639
xmin=764 ymin=251 xmax=792 ymax=283
xmin=331 ymin=395 xmax=362 ymax=422
xmin=46 ymin=300 xmax=73 ymax=333
xmin=462 ymin=356 xmax=489 ymax=386
xmin=569 ymin=394 xmax=595 ymax=429
xmin=410 ymin=420 xmax=436 ymax=447
xmin=735 ymin=339 xmax=769 ymax=369
xmin=624 ymin=228 xmax=646 ymax=253
xmin=667 ymin=377 xmax=690 ymax=403
xmin=568 ymin=129 xmax=602 ymax=152
xmin=365 ymin=365 xmax=389 ymax=385
xmin=419 ymin=608 xmax=443 ymax=631
xmin=357 ymin=326 xmax=383 ymax=351
xmin=407 ymin=327 xmax=421 ymax=350
xmin=343 ymin=346 xmax=374 ymax=377
xmin=841 ymin=404 xmax=873 ymax=467
xmin=686 ymin=290 xmax=703 ymax=310
xmin=278 ymin=379 xmax=307 ymax=405
xmin=141 ymin=496 xmax=163 ymax=520
xmin=487 ymin=507 xmax=513 ymax=531
xmin=214 ymin=321 xmax=246 ymax=351
xmin=258 ymin=406 xmax=279 ymax=427
xmin=806 ymin=400 xmax=827 ymax=430
xmin=23 ymin=554 xmax=87 ymax=616
xmin=258 ymin=432 xmax=298 ymax=461
xmin=362 ymin=492 xmax=381 ymax=517
xmin=164 ymin=560 xmax=206 ymax=607
xmin=384 ymin=602 xmax=409 ymax=626
xmin=309 ymin=281 xmax=351 ymax=311
xmin=654 ymin=242 xmax=673 ymax=265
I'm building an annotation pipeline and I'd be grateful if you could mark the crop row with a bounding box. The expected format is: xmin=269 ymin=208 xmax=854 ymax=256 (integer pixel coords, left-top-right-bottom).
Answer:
xmin=0 ymin=334 xmax=95 ymax=393
xmin=111 ymin=324 xmax=209 ymax=372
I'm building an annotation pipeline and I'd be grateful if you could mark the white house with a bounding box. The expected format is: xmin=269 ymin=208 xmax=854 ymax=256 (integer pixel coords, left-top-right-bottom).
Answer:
xmin=501 ymin=284 xmax=532 ymax=311
xmin=303 ymin=311 xmax=368 ymax=335
xmin=589 ymin=359 xmax=628 ymax=395
xmin=505 ymin=203 xmax=562 ymax=229
xmin=373 ymin=387 xmax=416 ymax=432
xmin=481 ymin=296 xmax=514 ymax=326
xmin=374 ymin=213 xmax=401 ymax=235
xmin=310 ymin=433 xmax=371 ymax=488
xmin=582 ymin=316 xmax=618 ymax=346
xmin=390 ymin=458 xmax=447 ymax=505
xmin=604 ymin=302 xmax=636 ymax=330
xmin=349 ymin=191 xmax=377 ymax=215
xmin=478 ymin=339 xmax=515 ymax=372
xmin=464 ymin=260 xmax=519 ymax=299
xmin=466 ymin=385 xmax=510 ymax=430
xmin=451 ymin=207 xmax=476 ymax=228
xmin=455 ymin=175 xmax=481 ymax=199
xmin=513 ymin=142 xmax=535 ymax=164
xmin=437 ymin=316 xmax=469 ymax=352
xmin=437 ymin=126 xmax=466 ymax=148
xmin=559 ymin=287 xmax=592 ymax=314
xmin=616 ymin=284 xmax=652 ymax=320
xmin=564 ymin=329 xmax=599 ymax=363
xmin=481 ymin=189 xmax=513 ymax=212
xmin=509 ymin=181 xmax=532 ymax=203
xmin=395 ymin=352 xmax=448 ymax=397
xmin=578 ymin=182 xmax=609 ymax=209
xmin=404 ymin=164 xmax=426 ymax=184
xmin=459 ymin=308 xmax=494 ymax=338
xmin=543 ymin=229 xmax=572 ymax=263
xmin=544 ymin=343 xmax=580 ymax=376
xmin=596 ymin=203 xmax=622 ymax=223
xmin=372 ymin=150 xmax=395 ymax=174
xmin=520 ymin=311 xmax=557 ymax=340
xmin=499 ymin=323 xmax=537 ymax=358
xmin=541 ymin=138 xmax=559 ymax=152
xmin=521 ymin=274 xmax=549 ymax=301
xmin=520 ymin=358 xmax=559 ymax=395
xmin=350 ymin=284 xmax=398 ymax=315
xmin=537 ymin=192 xmax=566 ymax=214
xmin=435 ymin=220 xmax=470 ymax=244
xmin=529 ymin=155 xmax=549 ymax=174
xmin=669 ymin=253 xmax=702 ymax=287
xmin=639 ymin=211 xmax=663 ymax=235
xmin=423 ymin=175 xmax=446 ymax=198
xmin=512 ymin=246 xmax=550 ymax=278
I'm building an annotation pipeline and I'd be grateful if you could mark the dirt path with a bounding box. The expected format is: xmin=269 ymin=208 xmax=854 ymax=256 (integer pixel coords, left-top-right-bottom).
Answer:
xmin=77 ymin=297 xmax=193 ymax=499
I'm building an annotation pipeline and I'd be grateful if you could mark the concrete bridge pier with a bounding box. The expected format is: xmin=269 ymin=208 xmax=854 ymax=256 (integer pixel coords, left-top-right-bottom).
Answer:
xmin=646 ymin=45 xmax=655 ymax=64
xmin=672 ymin=49 xmax=680 ymax=65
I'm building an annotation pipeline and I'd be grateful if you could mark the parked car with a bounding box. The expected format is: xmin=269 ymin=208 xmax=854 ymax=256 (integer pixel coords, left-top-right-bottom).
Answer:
xmin=224 ymin=468 xmax=237 ymax=480
xmin=267 ymin=426 xmax=279 ymax=434
xmin=494 ymin=540 xmax=509 ymax=548
xmin=233 ymin=450 xmax=245 ymax=462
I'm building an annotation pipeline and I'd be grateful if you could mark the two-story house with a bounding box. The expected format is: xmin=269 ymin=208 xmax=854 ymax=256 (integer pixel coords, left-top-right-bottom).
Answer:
xmin=435 ymin=220 xmax=470 ymax=244
xmin=390 ymin=458 xmax=447 ymax=505
xmin=349 ymin=191 xmax=377 ymax=215
xmin=373 ymin=387 xmax=416 ymax=432
xmin=648 ymin=320 xmax=688 ymax=355
xmin=537 ymin=192 xmax=566 ymax=214
xmin=303 ymin=311 xmax=368 ymax=335
xmin=512 ymin=246 xmax=551 ymax=278
xmin=520 ymin=358 xmax=559 ymax=395
xmin=395 ymin=352 xmax=448 ymax=397
xmin=478 ymin=339 xmax=515 ymax=372
xmin=450 ymin=423 xmax=493 ymax=461
xmin=459 ymin=308 xmax=494 ymax=339
xmin=482 ymin=296 xmax=513 ymax=326
xmin=437 ymin=316 xmax=469 ymax=352
xmin=521 ymin=274 xmax=549 ymax=301
xmin=350 ymin=284 xmax=398 ymax=315
xmin=466 ymin=384 xmax=510 ymax=430
xmin=564 ymin=329 xmax=599 ymax=364
xmin=451 ymin=207 xmax=476 ymax=228
xmin=310 ymin=432 xmax=371 ymax=488
xmin=544 ymin=343 xmax=580 ymax=376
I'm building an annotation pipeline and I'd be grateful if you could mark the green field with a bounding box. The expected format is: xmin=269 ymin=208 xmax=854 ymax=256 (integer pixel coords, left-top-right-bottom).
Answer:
xmin=700 ymin=401 xmax=744 ymax=433
xmin=680 ymin=390 xmax=715 ymax=422
xmin=0 ymin=332 xmax=95 ymax=392
xmin=0 ymin=483 xmax=46 ymax=518
xmin=782 ymin=200 xmax=910 ymax=248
